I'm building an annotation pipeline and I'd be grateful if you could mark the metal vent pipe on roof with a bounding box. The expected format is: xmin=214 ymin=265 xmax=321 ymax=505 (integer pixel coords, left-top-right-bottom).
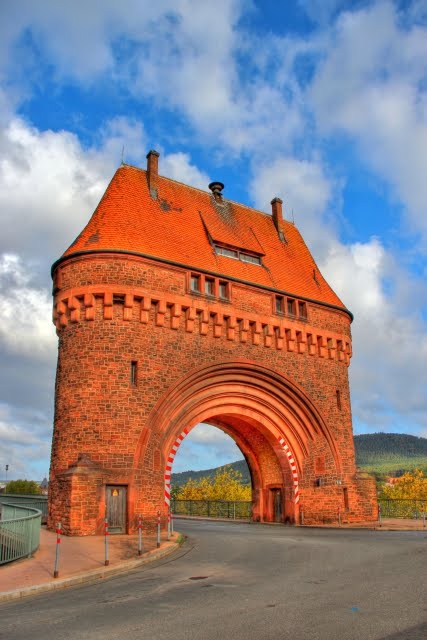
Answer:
xmin=208 ymin=181 xmax=224 ymax=201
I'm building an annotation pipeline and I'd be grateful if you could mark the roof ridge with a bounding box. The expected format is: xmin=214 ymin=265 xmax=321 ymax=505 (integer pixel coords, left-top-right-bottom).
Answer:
xmin=119 ymin=162 xmax=295 ymax=229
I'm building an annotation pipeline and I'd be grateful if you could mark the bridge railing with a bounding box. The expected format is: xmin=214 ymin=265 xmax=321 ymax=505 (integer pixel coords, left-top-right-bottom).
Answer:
xmin=0 ymin=503 xmax=42 ymax=565
xmin=0 ymin=494 xmax=48 ymax=524
xmin=378 ymin=498 xmax=427 ymax=519
xmin=171 ymin=499 xmax=252 ymax=520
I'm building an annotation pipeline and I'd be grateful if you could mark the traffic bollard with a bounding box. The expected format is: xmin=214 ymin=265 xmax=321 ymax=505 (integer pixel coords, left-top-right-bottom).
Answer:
xmin=167 ymin=508 xmax=171 ymax=541
xmin=104 ymin=518 xmax=109 ymax=566
xmin=53 ymin=522 xmax=61 ymax=578
xmin=171 ymin=508 xmax=174 ymax=535
xmin=157 ymin=510 xmax=161 ymax=548
xmin=378 ymin=504 xmax=381 ymax=527
xmin=338 ymin=506 xmax=341 ymax=527
xmin=300 ymin=509 xmax=304 ymax=525
xmin=138 ymin=514 xmax=143 ymax=556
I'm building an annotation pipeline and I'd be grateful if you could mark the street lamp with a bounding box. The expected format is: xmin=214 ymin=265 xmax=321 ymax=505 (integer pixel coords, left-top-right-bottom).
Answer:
xmin=5 ymin=464 xmax=9 ymax=485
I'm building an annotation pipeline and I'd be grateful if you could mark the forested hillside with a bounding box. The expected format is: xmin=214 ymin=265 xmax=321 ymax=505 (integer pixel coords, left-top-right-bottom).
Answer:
xmin=171 ymin=433 xmax=427 ymax=486
xmin=354 ymin=433 xmax=427 ymax=475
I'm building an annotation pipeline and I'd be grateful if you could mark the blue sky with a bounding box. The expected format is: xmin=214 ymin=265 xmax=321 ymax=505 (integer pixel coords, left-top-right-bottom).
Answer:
xmin=0 ymin=0 xmax=426 ymax=478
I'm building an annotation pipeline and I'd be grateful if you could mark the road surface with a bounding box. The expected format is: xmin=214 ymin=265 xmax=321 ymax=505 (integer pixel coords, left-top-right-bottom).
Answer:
xmin=1 ymin=520 xmax=426 ymax=640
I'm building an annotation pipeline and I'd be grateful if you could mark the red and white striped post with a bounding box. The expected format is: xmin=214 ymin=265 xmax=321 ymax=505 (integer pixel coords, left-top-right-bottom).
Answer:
xmin=53 ymin=522 xmax=61 ymax=578
xmin=167 ymin=508 xmax=171 ymax=541
xmin=104 ymin=518 xmax=109 ymax=566
xmin=157 ymin=509 xmax=161 ymax=548
xmin=138 ymin=514 xmax=143 ymax=556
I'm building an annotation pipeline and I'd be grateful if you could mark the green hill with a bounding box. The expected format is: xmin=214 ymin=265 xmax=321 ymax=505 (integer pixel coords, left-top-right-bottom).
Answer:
xmin=171 ymin=433 xmax=427 ymax=487
xmin=354 ymin=433 xmax=427 ymax=476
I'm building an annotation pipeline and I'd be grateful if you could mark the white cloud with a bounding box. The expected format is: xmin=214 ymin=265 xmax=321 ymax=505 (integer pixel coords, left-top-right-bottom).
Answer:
xmin=310 ymin=1 xmax=427 ymax=238
xmin=162 ymin=152 xmax=211 ymax=190
xmin=0 ymin=254 xmax=56 ymax=358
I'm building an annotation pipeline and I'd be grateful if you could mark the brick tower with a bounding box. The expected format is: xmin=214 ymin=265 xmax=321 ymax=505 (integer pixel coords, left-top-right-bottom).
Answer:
xmin=48 ymin=151 xmax=377 ymax=535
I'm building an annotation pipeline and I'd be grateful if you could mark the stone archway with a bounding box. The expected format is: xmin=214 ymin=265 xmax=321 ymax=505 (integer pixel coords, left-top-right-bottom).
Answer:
xmin=141 ymin=360 xmax=342 ymax=525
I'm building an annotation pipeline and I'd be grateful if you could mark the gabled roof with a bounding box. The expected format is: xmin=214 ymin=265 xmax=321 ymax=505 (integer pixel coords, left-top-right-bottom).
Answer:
xmin=58 ymin=160 xmax=348 ymax=314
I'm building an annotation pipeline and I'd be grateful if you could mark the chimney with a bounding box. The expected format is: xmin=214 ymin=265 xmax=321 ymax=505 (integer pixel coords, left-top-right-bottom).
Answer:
xmin=208 ymin=181 xmax=225 ymax=202
xmin=271 ymin=197 xmax=286 ymax=242
xmin=146 ymin=150 xmax=160 ymax=198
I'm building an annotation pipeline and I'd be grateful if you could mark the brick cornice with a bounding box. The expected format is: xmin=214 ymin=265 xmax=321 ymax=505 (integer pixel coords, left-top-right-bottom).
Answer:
xmin=53 ymin=284 xmax=352 ymax=365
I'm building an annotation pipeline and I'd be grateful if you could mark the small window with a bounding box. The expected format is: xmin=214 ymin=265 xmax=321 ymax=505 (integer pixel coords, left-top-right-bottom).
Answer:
xmin=240 ymin=253 xmax=261 ymax=265
xmin=298 ymin=301 xmax=307 ymax=319
xmin=287 ymin=298 xmax=296 ymax=316
xmin=205 ymin=278 xmax=215 ymax=296
xmin=219 ymin=281 xmax=229 ymax=299
xmin=215 ymin=246 xmax=238 ymax=259
xmin=190 ymin=274 xmax=200 ymax=292
xmin=343 ymin=487 xmax=349 ymax=510
xmin=275 ymin=296 xmax=284 ymax=314
xmin=130 ymin=361 xmax=138 ymax=386
xmin=336 ymin=389 xmax=342 ymax=410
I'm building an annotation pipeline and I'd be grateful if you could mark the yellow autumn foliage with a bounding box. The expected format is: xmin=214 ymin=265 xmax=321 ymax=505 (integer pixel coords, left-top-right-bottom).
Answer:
xmin=381 ymin=469 xmax=427 ymax=500
xmin=175 ymin=466 xmax=252 ymax=501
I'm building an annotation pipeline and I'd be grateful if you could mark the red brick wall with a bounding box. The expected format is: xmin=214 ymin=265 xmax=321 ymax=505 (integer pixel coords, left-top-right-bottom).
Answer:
xmin=48 ymin=252 xmax=376 ymax=534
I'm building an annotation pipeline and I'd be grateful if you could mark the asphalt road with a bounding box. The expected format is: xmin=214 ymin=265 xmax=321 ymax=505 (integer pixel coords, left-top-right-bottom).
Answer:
xmin=1 ymin=520 xmax=426 ymax=640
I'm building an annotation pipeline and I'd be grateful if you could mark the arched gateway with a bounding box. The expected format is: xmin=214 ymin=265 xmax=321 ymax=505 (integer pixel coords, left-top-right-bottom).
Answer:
xmin=48 ymin=151 xmax=377 ymax=535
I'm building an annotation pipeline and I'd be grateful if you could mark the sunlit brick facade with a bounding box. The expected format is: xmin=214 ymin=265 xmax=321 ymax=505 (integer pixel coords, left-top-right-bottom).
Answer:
xmin=48 ymin=151 xmax=377 ymax=535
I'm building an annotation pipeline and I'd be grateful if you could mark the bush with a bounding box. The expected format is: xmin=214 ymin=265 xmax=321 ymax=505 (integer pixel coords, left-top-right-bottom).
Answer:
xmin=5 ymin=479 xmax=42 ymax=495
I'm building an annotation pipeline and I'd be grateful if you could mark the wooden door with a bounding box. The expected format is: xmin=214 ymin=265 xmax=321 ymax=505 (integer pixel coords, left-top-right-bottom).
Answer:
xmin=106 ymin=485 xmax=127 ymax=533
xmin=272 ymin=488 xmax=282 ymax=523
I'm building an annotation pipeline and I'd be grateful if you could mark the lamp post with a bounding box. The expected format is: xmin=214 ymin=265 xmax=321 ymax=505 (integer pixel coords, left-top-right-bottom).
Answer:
xmin=5 ymin=464 xmax=9 ymax=486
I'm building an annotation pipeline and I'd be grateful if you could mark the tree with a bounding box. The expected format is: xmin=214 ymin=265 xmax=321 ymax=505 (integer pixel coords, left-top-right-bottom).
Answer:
xmin=174 ymin=465 xmax=251 ymax=501
xmin=5 ymin=479 xmax=42 ymax=495
xmin=380 ymin=469 xmax=427 ymax=500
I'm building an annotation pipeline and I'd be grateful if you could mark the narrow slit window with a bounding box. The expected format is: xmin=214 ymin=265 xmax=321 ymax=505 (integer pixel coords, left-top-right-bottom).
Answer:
xmin=336 ymin=389 xmax=342 ymax=410
xmin=131 ymin=361 xmax=138 ymax=386
xmin=343 ymin=487 xmax=349 ymax=510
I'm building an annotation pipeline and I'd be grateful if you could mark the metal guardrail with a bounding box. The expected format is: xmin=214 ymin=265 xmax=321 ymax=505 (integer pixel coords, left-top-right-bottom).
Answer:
xmin=0 ymin=494 xmax=48 ymax=524
xmin=171 ymin=499 xmax=252 ymax=519
xmin=0 ymin=503 xmax=42 ymax=565
xmin=378 ymin=498 xmax=427 ymax=519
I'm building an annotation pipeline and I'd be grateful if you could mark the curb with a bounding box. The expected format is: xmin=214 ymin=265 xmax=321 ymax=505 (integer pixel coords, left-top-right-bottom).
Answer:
xmin=0 ymin=539 xmax=181 ymax=603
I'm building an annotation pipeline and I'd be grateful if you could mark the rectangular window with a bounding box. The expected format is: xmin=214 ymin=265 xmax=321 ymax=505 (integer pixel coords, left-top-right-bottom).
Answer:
xmin=219 ymin=281 xmax=229 ymax=299
xmin=130 ymin=361 xmax=138 ymax=386
xmin=190 ymin=274 xmax=200 ymax=292
xmin=287 ymin=298 xmax=296 ymax=316
xmin=336 ymin=389 xmax=342 ymax=410
xmin=205 ymin=278 xmax=215 ymax=296
xmin=215 ymin=246 xmax=238 ymax=259
xmin=275 ymin=296 xmax=284 ymax=314
xmin=298 ymin=301 xmax=307 ymax=319
xmin=240 ymin=253 xmax=261 ymax=265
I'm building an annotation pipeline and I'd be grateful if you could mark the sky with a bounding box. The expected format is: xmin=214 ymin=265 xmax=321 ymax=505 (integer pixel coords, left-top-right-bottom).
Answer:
xmin=1 ymin=0 xmax=427 ymax=479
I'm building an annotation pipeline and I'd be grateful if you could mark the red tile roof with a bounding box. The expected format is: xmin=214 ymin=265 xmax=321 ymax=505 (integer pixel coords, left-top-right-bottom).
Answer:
xmin=61 ymin=163 xmax=347 ymax=313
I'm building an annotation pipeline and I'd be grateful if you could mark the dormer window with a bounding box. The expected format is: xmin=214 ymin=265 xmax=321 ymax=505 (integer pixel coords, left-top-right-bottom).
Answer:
xmin=215 ymin=246 xmax=238 ymax=259
xmin=214 ymin=245 xmax=262 ymax=266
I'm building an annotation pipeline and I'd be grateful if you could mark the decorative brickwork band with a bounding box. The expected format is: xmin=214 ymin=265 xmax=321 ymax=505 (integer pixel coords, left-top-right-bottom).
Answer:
xmin=277 ymin=437 xmax=300 ymax=503
xmin=164 ymin=427 xmax=190 ymax=506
